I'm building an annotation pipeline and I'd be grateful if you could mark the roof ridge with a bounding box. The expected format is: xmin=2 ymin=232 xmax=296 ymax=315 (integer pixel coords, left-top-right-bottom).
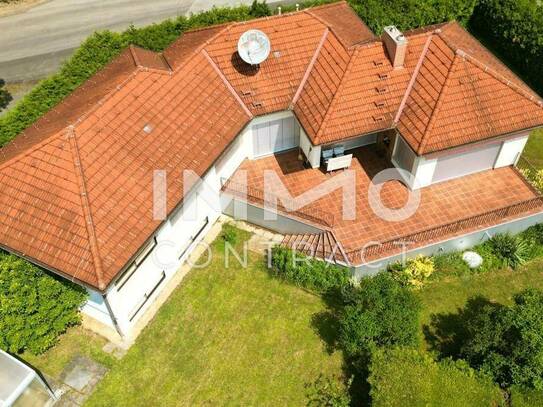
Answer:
xmin=459 ymin=49 xmax=543 ymax=108
xmin=66 ymin=125 xmax=106 ymax=289
xmin=289 ymin=27 xmax=330 ymax=109
xmin=129 ymin=44 xmax=141 ymax=66
xmin=201 ymin=49 xmax=253 ymax=119
xmin=170 ymin=24 xmax=233 ymax=74
xmin=418 ymin=51 xmax=459 ymax=154
xmin=0 ymin=57 xmax=143 ymax=171
xmin=0 ymin=130 xmax=64 ymax=172
xmin=394 ymin=32 xmax=436 ymax=123
xmin=458 ymin=55 xmax=498 ymax=138
xmin=304 ymin=2 xmax=355 ymax=48
xmin=314 ymin=46 xmax=359 ymax=143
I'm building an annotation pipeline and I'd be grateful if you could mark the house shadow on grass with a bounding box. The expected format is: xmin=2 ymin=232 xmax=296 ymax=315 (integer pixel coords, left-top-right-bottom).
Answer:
xmin=423 ymin=295 xmax=505 ymax=359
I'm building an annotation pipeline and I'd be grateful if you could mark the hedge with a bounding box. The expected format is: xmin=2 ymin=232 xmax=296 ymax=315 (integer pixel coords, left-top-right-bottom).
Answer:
xmin=470 ymin=0 xmax=543 ymax=96
xmin=368 ymin=347 xmax=504 ymax=407
xmin=0 ymin=253 xmax=87 ymax=354
xmin=349 ymin=0 xmax=478 ymax=33
xmin=270 ymin=246 xmax=350 ymax=293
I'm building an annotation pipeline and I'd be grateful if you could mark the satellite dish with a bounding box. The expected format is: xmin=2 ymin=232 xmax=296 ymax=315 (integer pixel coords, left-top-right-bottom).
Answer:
xmin=237 ymin=29 xmax=271 ymax=65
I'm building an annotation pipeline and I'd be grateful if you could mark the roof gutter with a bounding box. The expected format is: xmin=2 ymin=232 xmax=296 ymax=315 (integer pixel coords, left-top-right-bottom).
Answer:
xmin=421 ymin=125 xmax=543 ymax=159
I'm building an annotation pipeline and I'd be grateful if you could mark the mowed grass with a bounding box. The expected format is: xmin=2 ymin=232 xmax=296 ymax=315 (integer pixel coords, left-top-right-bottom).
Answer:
xmin=523 ymin=129 xmax=543 ymax=169
xmin=85 ymin=229 xmax=344 ymax=406
xmin=419 ymin=258 xmax=543 ymax=331
xmin=22 ymin=326 xmax=116 ymax=379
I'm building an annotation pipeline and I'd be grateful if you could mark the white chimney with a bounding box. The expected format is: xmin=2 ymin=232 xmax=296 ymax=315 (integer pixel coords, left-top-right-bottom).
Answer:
xmin=382 ymin=26 xmax=408 ymax=68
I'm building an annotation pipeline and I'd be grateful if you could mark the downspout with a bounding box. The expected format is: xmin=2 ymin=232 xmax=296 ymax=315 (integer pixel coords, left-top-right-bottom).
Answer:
xmin=102 ymin=293 xmax=124 ymax=339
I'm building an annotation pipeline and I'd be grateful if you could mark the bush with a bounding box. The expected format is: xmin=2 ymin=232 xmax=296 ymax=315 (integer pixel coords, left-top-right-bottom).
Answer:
xmin=368 ymin=347 xmax=504 ymax=407
xmin=510 ymin=385 xmax=543 ymax=407
xmin=270 ymin=246 xmax=351 ymax=293
xmin=0 ymin=79 xmax=12 ymax=112
xmin=349 ymin=0 xmax=478 ymax=33
xmin=221 ymin=223 xmax=239 ymax=244
xmin=460 ymin=289 xmax=543 ymax=390
xmin=0 ymin=254 xmax=87 ymax=354
xmin=339 ymin=273 xmax=422 ymax=360
xmin=486 ymin=233 xmax=529 ymax=269
xmin=470 ymin=0 xmax=543 ymax=97
xmin=433 ymin=245 xmax=504 ymax=277
xmin=306 ymin=375 xmax=351 ymax=407
xmin=388 ymin=255 xmax=434 ymax=288
xmin=518 ymin=167 xmax=543 ymax=193
xmin=249 ymin=0 xmax=271 ymax=17
xmin=519 ymin=224 xmax=543 ymax=260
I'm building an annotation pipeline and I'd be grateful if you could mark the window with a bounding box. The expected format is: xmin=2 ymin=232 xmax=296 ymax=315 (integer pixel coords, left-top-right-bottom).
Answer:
xmin=128 ymin=271 xmax=166 ymax=321
xmin=116 ymin=237 xmax=157 ymax=290
xmin=178 ymin=216 xmax=209 ymax=260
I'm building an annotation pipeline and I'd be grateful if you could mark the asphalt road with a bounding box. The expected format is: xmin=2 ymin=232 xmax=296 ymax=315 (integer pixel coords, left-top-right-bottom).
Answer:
xmin=0 ymin=0 xmax=280 ymax=82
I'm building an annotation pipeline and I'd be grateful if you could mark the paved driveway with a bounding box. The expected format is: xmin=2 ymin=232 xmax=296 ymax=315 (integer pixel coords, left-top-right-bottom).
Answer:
xmin=0 ymin=0 xmax=280 ymax=82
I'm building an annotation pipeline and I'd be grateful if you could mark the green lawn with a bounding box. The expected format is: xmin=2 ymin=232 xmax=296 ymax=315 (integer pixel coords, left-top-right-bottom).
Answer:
xmin=21 ymin=326 xmax=116 ymax=380
xmin=85 ymin=229 xmax=345 ymax=406
xmin=523 ymin=129 xmax=543 ymax=169
xmin=419 ymin=258 xmax=543 ymax=327
xmin=19 ymin=226 xmax=543 ymax=405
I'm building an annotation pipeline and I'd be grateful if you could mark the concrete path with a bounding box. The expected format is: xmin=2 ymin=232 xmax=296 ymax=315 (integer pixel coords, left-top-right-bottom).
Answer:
xmin=0 ymin=0 xmax=281 ymax=82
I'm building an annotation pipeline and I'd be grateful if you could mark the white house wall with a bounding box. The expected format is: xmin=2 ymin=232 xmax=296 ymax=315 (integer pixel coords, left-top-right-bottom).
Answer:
xmin=412 ymin=156 xmax=438 ymax=188
xmin=81 ymin=133 xmax=251 ymax=336
xmin=247 ymin=111 xmax=299 ymax=159
xmin=82 ymin=288 xmax=115 ymax=327
xmin=102 ymin=169 xmax=222 ymax=335
xmin=300 ymin=127 xmax=321 ymax=168
xmin=82 ymin=111 xmax=303 ymax=337
xmin=495 ymin=134 xmax=529 ymax=168
xmin=410 ymin=131 xmax=531 ymax=189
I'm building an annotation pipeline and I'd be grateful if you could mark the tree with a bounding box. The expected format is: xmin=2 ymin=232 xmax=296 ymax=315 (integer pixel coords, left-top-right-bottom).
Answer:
xmin=0 ymin=79 xmax=12 ymax=112
xmin=249 ymin=0 xmax=271 ymax=18
xmin=460 ymin=289 xmax=543 ymax=390
xmin=339 ymin=273 xmax=422 ymax=360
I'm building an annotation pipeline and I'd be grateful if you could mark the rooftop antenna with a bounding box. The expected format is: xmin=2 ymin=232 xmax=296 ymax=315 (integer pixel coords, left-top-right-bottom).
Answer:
xmin=237 ymin=29 xmax=271 ymax=65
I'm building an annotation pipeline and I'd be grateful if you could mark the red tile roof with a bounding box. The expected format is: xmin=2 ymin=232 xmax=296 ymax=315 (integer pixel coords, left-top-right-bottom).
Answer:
xmin=0 ymin=2 xmax=542 ymax=289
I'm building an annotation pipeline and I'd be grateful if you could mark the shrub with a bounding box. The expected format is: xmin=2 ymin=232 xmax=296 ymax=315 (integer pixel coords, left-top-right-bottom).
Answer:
xmin=388 ymin=255 xmax=434 ymax=288
xmin=249 ymin=0 xmax=271 ymax=17
xmin=221 ymin=223 xmax=239 ymax=244
xmin=433 ymin=245 xmax=504 ymax=277
xmin=349 ymin=0 xmax=478 ymax=33
xmin=306 ymin=375 xmax=351 ymax=407
xmin=0 ymin=79 xmax=12 ymax=112
xmin=519 ymin=224 xmax=543 ymax=261
xmin=0 ymin=253 xmax=87 ymax=354
xmin=270 ymin=246 xmax=351 ymax=293
xmin=460 ymin=289 xmax=543 ymax=390
xmin=486 ymin=233 xmax=529 ymax=269
xmin=339 ymin=273 xmax=422 ymax=360
xmin=470 ymin=0 xmax=543 ymax=97
xmin=368 ymin=347 xmax=504 ymax=407
xmin=510 ymin=385 xmax=543 ymax=407
xmin=518 ymin=167 xmax=543 ymax=193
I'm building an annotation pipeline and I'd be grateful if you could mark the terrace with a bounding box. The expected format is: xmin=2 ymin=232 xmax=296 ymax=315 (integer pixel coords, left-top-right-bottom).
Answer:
xmin=223 ymin=145 xmax=543 ymax=264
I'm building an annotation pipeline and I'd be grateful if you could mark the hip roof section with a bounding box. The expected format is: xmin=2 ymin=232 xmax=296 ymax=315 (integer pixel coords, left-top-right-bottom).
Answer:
xmin=0 ymin=2 xmax=542 ymax=289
